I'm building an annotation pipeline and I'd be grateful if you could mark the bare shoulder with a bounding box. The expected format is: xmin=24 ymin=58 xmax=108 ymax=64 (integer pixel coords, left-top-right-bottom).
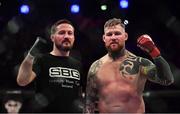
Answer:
xmin=120 ymin=51 xmax=154 ymax=76
xmin=126 ymin=50 xmax=154 ymax=66
xmin=127 ymin=50 xmax=137 ymax=57
xmin=88 ymin=58 xmax=103 ymax=77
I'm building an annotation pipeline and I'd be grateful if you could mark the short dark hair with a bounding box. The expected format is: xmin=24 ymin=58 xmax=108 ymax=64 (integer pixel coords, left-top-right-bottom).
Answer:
xmin=3 ymin=94 xmax=23 ymax=104
xmin=50 ymin=19 xmax=74 ymax=34
xmin=104 ymin=18 xmax=125 ymax=31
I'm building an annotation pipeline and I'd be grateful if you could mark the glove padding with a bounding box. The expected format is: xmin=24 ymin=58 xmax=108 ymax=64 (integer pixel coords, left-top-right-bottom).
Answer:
xmin=137 ymin=34 xmax=160 ymax=58
xmin=28 ymin=37 xmax=47 ymax=57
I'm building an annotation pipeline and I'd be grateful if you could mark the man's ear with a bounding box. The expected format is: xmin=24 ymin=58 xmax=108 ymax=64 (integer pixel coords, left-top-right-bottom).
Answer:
xmin=125 ymin=32 xmax=128 ymax=41
xmin=102 ymin=35 xmax=105 ymax=42
xmin=50 ymin=35 xmax=54 ymax=42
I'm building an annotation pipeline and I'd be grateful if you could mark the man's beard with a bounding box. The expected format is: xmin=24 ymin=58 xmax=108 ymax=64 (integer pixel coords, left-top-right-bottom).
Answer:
xmin=106 ymin=44 xmax=125 ymax=59
xmin=55 ymin=42 xmax=73 ymax=52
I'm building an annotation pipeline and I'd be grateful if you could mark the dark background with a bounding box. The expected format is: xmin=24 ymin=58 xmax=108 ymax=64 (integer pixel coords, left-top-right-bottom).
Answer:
xmin=0 ymin=0 xmax=180 ymax=112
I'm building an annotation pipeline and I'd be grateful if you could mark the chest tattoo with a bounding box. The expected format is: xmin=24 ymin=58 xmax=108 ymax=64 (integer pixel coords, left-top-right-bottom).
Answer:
xmin=120 ymin=55 xmax=141 ymax=76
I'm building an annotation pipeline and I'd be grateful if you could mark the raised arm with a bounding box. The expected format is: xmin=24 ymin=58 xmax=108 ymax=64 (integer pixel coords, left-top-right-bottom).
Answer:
xmin=137 ymin=34 xmax=174 ymax=85
xmin=140 ymin=56 xmax=174 ymax=85
xmin=17 ymin=37 xmax=46 ymax=86
xmin=17 ymin=55 xmax=36 ymax=86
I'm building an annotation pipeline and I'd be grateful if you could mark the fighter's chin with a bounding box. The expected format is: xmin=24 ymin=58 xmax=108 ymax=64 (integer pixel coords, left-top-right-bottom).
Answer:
xmin=109 ymin=44 xmax=121 ymax=50
xmin=62 ymin=45 xmax=73 ymax=50
xmin=56 ymin=45 xmax=72 ymax=51
xmin=111 ymin=47 xmax=120 ymax=51
xmin=61 ymin=47 xmax=71 ymax=51
xmin=108 ymin=46 xmax=122 ymax=53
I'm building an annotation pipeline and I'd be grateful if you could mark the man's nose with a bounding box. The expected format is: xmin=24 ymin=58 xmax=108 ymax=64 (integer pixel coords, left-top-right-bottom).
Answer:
xmin=64 ymin=33 xmax=70 ymax=38
xmin=110 ymin=34 xmax=117 ymax=39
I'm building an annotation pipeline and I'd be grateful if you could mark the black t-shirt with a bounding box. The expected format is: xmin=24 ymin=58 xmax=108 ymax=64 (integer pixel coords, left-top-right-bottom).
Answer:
xmin=32 ymin=53 xmax=83 ymax=113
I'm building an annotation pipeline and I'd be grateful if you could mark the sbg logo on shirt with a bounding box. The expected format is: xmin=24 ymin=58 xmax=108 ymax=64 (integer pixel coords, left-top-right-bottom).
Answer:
xmin=49 ymin=67 xmax=80 ymax=80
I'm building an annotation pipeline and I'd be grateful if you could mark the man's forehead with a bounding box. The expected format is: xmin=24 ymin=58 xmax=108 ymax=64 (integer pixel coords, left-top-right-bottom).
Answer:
xmin=57 ymin=23 xmax=74 ymax=30
xmin=7 ymin=100 xmax=20 ymax=103
xmin=104 ymin=25 xmax=124 ymax=32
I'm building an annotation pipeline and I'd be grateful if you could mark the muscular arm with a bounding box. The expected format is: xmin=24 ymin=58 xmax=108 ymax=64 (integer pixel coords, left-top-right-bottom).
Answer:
xmin=137 ymin=34 xmax=174 ymax=85
xmin=85 ymin=60 xmax=101 ymax=113
xmin=141 ymin=56 xmax=174 ymax=86
xmin=17 ymin=55 xmax=36 ymax=86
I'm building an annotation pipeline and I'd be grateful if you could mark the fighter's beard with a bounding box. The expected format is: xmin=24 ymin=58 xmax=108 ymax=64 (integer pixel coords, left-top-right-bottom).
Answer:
xmin=55 ymin=43 xmax=73 ymax=52
xmin=107 ymin=45 xmax=126 ymax=60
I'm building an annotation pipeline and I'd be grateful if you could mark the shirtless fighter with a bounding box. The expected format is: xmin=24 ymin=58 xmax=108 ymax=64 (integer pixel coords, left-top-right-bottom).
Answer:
xmin=85 ymin=18 xmax=174 ymax=113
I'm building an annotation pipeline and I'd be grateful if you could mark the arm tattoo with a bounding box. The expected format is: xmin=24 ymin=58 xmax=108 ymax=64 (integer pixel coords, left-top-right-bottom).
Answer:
xmin=140 ymin=56 xmax=174 ymax=85
xmin=85 ymin=60 xmax=102 ymax=113
xmin=152 ymin=56 xmax=174 ymax=85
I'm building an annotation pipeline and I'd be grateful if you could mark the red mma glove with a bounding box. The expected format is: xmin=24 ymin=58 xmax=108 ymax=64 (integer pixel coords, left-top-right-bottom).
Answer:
xmin=137 ymin=34 xmax=160 ymax=58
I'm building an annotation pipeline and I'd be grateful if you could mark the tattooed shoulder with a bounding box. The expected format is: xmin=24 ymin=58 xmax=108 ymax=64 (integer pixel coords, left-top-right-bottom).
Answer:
xmin=120 ymin=53 xmax=140 ymax=75
xmin=138 ymin=57 xmax=154 ymax=66
xmin=119 ymin=53 xmax=154 ymax=76
xmin=88 ymin=60 xmax=103 ymax=76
